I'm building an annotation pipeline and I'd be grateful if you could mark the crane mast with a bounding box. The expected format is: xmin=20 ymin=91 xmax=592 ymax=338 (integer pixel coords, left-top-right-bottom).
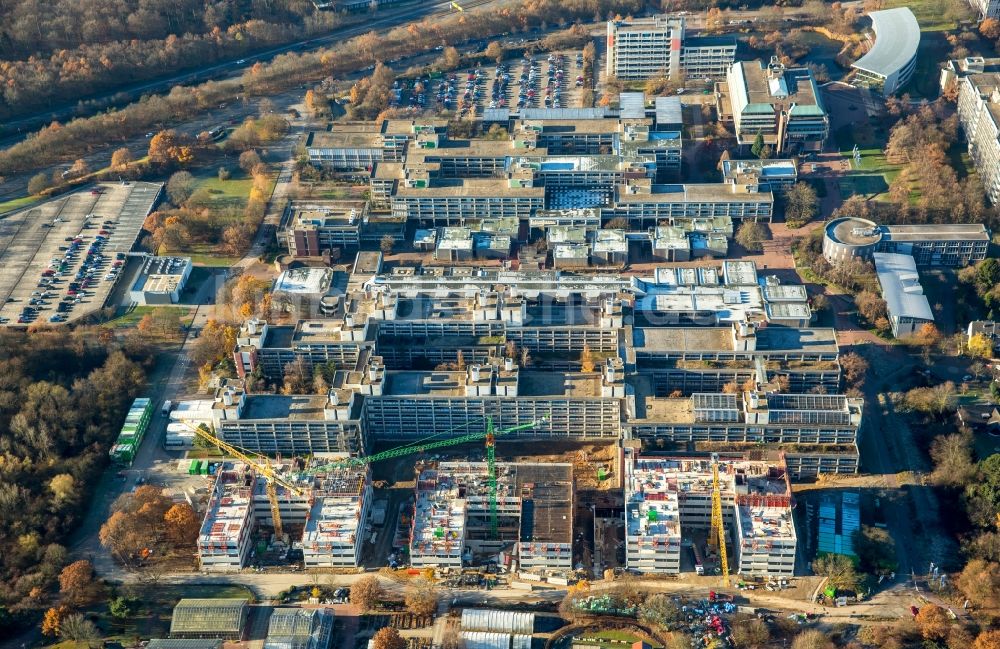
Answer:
xmin=709 ymin=453 xmax=731 ymax=587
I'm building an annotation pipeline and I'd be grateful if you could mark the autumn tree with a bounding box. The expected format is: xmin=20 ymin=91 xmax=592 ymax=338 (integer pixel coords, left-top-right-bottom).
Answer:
xmin=722 ymin=381 xmax=740 ymax=394
xmin=974 ymin=630 xmax=1000 ymax=649
xmin=164 ymin=503 xmax=200 ymax=546
xmin=42 ymin=606 xmax=69 ymax=637
xmin=750 ymin=132 xmax=765 ymax=159
xmin=580 ymin=343 xmax=595 ymax=372
xmin=59 ymin=613 xmax=100 ymax=648
xmin=350 ymin=574 xmax=383 ymax=610
xmin=49 ymin=473 xmax=77 ymax=505
xmin=148 ymin=130 xmax=194 ymax=167
xmin=110 ymin=148 xmax=132 ymax=171
xmin=380 ymin=234 xmax=395 ymax=254
xmin=372 ymin=627 xmax=406 ymax=649
xmin=735 ymin=220 xmax=766 ymax=253
xmin=784 ymin=182 xmax=817 ymax=227
xmin=915 ymin=604 xmax=950 ymax=640
xmin=239 ymin=150 xmax=262 ymax=173
xmin=638 ymin=593 xmax=683 ymax=629
xmin=956 ymin=559 xmax=1000 ymax=607
xmin=404 ymin=577 xmax=438 ymax=617
xmin=930 ymin=432 xmax=975 ymax=487
xmin=730 ymin=616 xmax=771 ymax=649
xmin=59 ymin=560 xmax=95 ymax=606
xmin=968 ymin=333 xmax=994 ymax=359
xmin=914 ymin=323 xmax=942 ymax=348
xmin=981 ymin=18 xmax=1000 ymax=40
xmin=28 ymin=172 xmax=51 ymax=195
xmin=440 ymin=47 xmax=462 ymax=71
xmin=485 ymin=41 xmax=504 ymax=63
xmin=166 ymin=171 xmax=196 ymax=205
xmin=791 ymin=630 xmax=835 ymax=649
xmin=812 ymin=553 xmax=859 ymax=592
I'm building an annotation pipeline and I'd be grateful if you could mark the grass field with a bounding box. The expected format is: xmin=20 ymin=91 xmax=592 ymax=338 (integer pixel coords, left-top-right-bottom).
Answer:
xmin=0 ymin=194 xmax=41 ymax=215
xmin=102 ymin=305 xmax=196 ymax=330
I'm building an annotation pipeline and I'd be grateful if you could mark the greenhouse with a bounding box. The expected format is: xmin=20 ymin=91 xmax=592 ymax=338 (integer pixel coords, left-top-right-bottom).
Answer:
xmin=169 ymin=598 xmax=250 ymax=639
xmin=148 ymin=641 xmax=222 ymax=649
xmin=264 ymin=608 xmax=335 ymax=649
xmin=461 ymin=609 xmax=535 ymax=635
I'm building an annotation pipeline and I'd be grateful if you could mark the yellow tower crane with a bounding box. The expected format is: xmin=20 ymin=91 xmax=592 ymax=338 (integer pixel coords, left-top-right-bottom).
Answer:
xmin=708 ymin=453 xmax=731 ymax=587
xmin=184 ymin=423 xmax=303 ymax=541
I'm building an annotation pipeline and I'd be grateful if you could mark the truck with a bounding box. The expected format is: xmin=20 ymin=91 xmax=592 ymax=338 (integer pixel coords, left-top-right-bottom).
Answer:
xmin=692 ymin=543 xmax=705 ymax=575
xmin=162 ymin=400 xmax=173 ymax=415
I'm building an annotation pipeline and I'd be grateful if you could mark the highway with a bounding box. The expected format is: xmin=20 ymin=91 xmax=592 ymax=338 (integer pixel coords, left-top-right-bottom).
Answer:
xmin=0 ymin=0 xmax=496 ymax=146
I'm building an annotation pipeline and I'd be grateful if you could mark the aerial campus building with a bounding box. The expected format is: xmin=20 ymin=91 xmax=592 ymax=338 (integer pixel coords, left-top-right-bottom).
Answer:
xmin=605 ymin=15 xmax=737 ymax=81
xmin=624 ymin=451 xmax=796 ymax=576
xmin=850 ymin=7 xmax=920 ymax=95
xmin=196 ymin=460 xmax=371 ymax=571
xmin=873 ymin=252 xmax=934 ymax=338
xmin=128 ymin=256 xmax=192 ymax=305
xmin=213 ymin=256 xmax=867 ymax=479
xmin=966 ymin=0 xmax=1000 ymax=20
xmin=409 ymin=462 xmax=573 ymax=571
xmin=718 ymin=58 xmax=829 ymax=154
xmin=952 ymin=57 xmax=1000 ymax=204
xmin=822 ymin=217 xmax=990 ymax=267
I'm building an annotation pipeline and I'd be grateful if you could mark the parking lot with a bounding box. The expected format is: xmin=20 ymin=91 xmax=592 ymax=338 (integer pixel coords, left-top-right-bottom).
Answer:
xmin=0 ymin=181 xmax=163 ymax=326
xmin=434 ymin=48 xmax=592 ymax=118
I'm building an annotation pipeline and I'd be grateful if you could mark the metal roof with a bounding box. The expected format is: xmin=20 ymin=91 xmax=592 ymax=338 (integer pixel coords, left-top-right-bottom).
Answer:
xmin=264 ymin=608 xmax=334 ymax=649
xmin=169 ymin=599 xmax=249 ymax=635
xmin=620 ymin=92 xmax=646 ymax=119
xmin=655 ymin=96 xmax=683 ymax=126
xmin=874 ymin=252 xmax=934 ymax=322
xmin=852 ymin=8 xmax=920 ymax=79
xmin=461 ymin=609 xmax=535 ymax=634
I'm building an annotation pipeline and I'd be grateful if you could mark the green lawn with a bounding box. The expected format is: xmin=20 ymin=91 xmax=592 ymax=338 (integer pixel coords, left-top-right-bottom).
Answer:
xmin=102 ymin=305 xmax=195 ymax=330
xmin=0 ymin=194 xmax=41 ymax=215
xmin=885 ymin=0 xmax=966 ymax=32
xmin=189 ymin=171 xmax=256 ymax=211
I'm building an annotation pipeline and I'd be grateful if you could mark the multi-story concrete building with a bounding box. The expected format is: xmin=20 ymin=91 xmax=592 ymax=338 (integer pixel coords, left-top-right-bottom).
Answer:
xmin=306 ymin=120 xmax=445 ymax=170
xmin=632 ymin=322 xmax=842 ymax=394
xmin=197 ymin=461 xmax=371 ymax=571
xmin=390 ymin=178 xmax=545 ymax=226
xmin=719 ymin=58 xmax=829 ymax=154
xmin=209 ymin=382 xmax=363 ymax=456
xmin=626 ymin=389 xmax=864 ymax=479
xmin=609 ymin=181 xmax=774 ymax=227
xmin=966 ymin=0 xmax=1000 ymax=20
xmin=409 ymin=462 xmax=573 ymax=572
xmin=851 ymin=8 xmax=920 ymax=95
xmin=605 ymin=16 xmax=736 ymax=81
xmin=720 ymin=159 xmax=798 ymax=192
xmin=282 ymin=201 xmax=367 ymax=255
xmin=955 ymin=60 xmax=1000 ymax=202
xmin=624 ymin=451 xmax=796 ymax=576
xmin=822 ymin=217 xmax=989 ymax=267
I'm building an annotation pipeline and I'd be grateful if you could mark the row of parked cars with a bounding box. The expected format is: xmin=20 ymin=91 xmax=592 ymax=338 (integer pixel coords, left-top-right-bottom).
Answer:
xmin=18 ymin=218 xmax=124 ymax=324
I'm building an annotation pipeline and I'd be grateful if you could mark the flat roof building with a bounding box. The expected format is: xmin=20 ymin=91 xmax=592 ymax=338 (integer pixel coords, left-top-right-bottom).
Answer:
xmin=283 ymin=201 xmax=367 ymax=255
xmin=129 ymin=256 xmax=192 ymax=305
xmin=874 ymin=252 xmax=934 ymax=338
xmin=721 ymin=159 xmax=798 ymax=192
xmin=720 ymin=58 xmax=829 ymax=154
xmin=851 ymin=8 xmax=920 ymax=95
xmin=605 ymin=16 xmax=736 ymax=81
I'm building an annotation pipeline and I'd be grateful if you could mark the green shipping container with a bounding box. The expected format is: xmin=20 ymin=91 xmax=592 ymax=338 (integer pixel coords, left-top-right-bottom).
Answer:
xmin=199 ymin=461 xmax=209 ymax=475
xmin=188 ymin=460 xmax=199 ymax=475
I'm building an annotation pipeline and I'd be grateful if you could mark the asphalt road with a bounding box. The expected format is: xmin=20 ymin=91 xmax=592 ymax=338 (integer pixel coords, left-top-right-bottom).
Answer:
xmin=0 ymin=0 xmax=492 ymax=145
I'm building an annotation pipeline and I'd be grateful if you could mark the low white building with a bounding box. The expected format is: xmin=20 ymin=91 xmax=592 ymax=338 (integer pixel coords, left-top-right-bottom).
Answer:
xmin=129 ymin=256 xmax=192 ymax=305
xmin=873 ymin=252 xmax=934 ymax=338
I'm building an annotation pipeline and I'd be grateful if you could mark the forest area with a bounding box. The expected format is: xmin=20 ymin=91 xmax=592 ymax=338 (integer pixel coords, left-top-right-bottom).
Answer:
xmin=0 ymin=329 xmax=152 ymax=633
xmin=0 ymin=0 xmax=344 ymax=120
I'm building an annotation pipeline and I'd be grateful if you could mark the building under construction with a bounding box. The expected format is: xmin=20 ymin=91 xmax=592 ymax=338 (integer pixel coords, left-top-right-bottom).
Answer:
xmin=197 ymin=461 xmax=371 ymax=571
xmin=624 ymin=450 xmax=796 ymax=577
xmin=409 ymin=461 xmax=574 ymax=574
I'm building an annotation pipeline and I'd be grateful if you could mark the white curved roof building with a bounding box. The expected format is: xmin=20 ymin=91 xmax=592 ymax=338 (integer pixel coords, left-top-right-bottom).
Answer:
xmin=851 ymin=7 xmax=920 ymax=95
